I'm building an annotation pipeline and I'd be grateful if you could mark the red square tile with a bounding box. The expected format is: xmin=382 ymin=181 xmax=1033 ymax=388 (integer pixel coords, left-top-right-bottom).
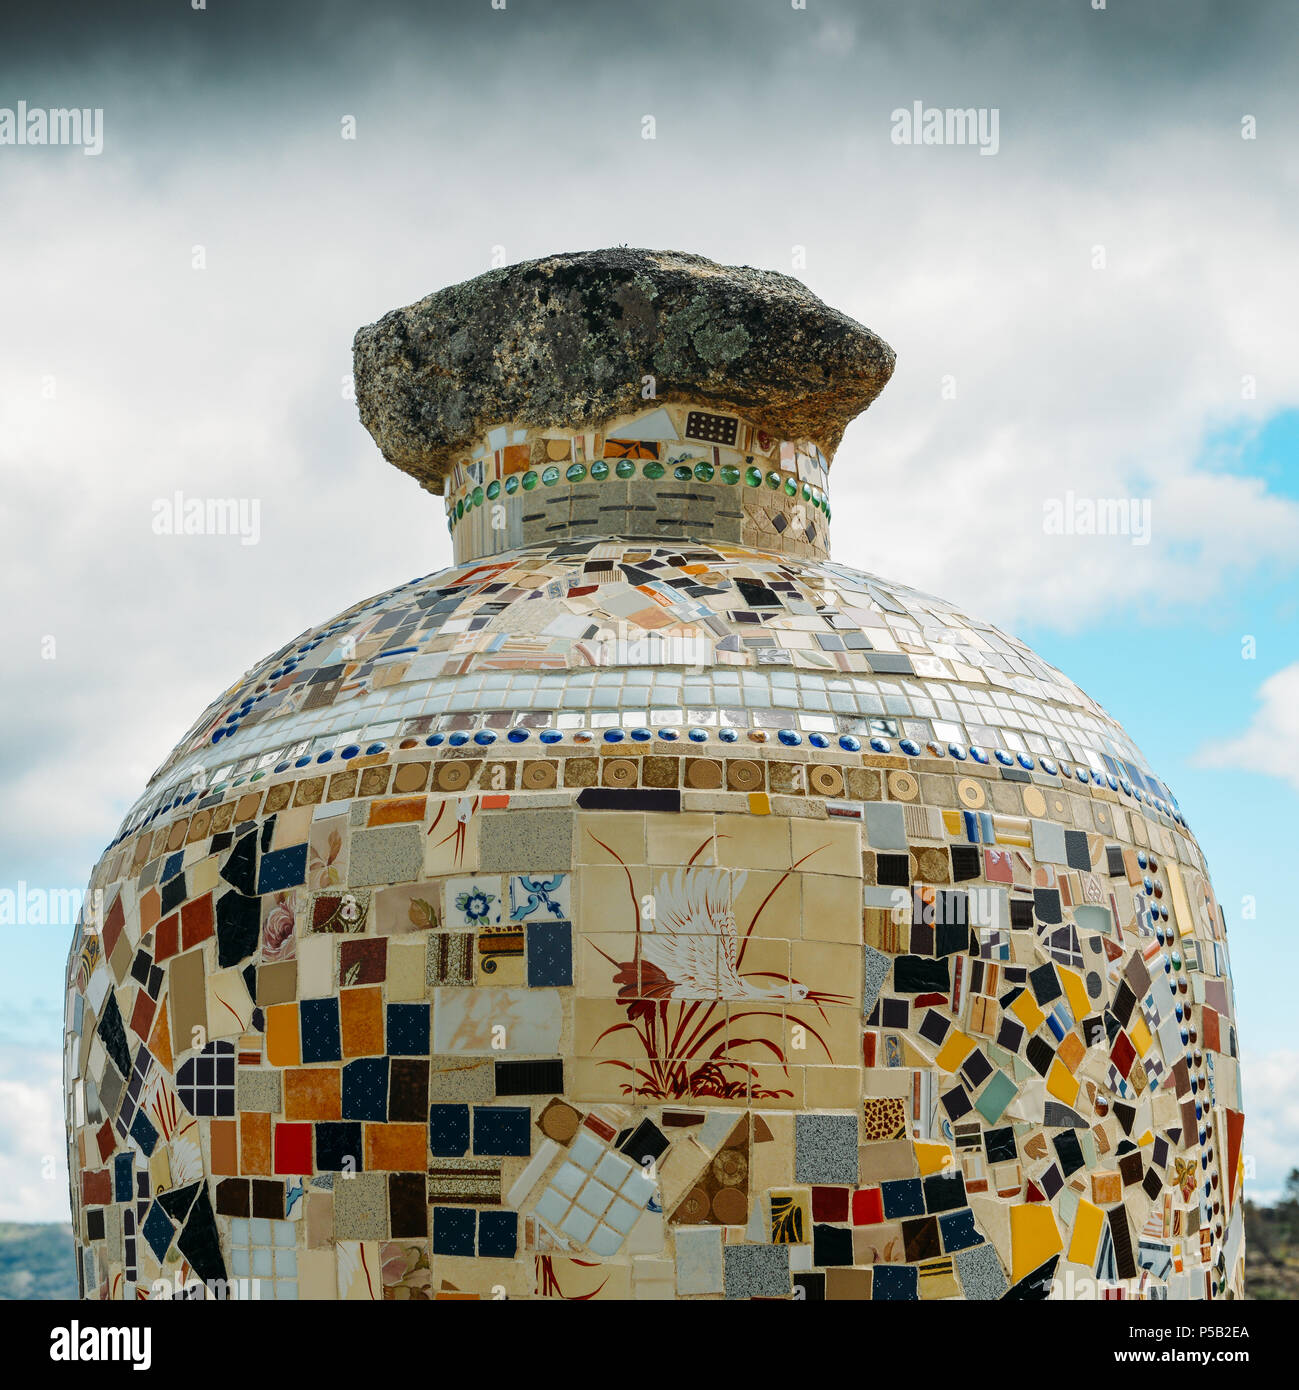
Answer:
xmin=181 ymin=893 xmax=214 ymax=950
xmin=811 ymin=1186 xmax=850 ymax=1223
xmin=81 ymin=1169 xmax=111 ymax=1205
xmin=1110 ymin=1030 xmax=1136 ymax=1077
xmin=273 ymin=1122 xmax=312 ymax=1175
xmin=154 ymin=913 xmax=179 ymax=962
xmin=129 ymin=990 xmax=157 ymax=1040
xmin=852 ymin=1187 xmax=884 ymax=1225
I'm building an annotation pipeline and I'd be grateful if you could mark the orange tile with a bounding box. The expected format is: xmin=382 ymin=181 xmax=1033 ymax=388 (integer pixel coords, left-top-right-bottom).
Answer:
xmin=266 ymin=1003 xmax=301 ymax=1066
xmin=210 ymin=1119 xmax=239 ymax=1175
xmin=364 ymin=1123 xmax=427 ymax=1171
xmin=284 ymin=1067 xmax=342 ymax=1120
xmin=1057 ymin=1031 xmax=1085 ymax=1073
xmin=139 ymin=886 xmax=161 ymax=937
xmin=148 ymin=1003 xmax=173 ymax=1073
xmin=340 ymin=986 xmax=384 ymax=1056
xmin=1091 ymin=1169 xmax=1122 ymax=1205
xmin=241 ymin=1111 xmax=271 ymax=1175
xmin=368 ymin=797 xmax=426 ymax=826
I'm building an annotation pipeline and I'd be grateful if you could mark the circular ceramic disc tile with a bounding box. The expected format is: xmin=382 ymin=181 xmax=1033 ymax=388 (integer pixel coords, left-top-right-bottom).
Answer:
xmin=809 ymin=764 xmax=844 ymax=797
xmin=685 ymin=758 xmax=723 ymax=789
xmin=957 ymin=777 xmax=986 ymax=809
xmin=726 ymin=759 xmax=763 ymax=792
xmin=392 ymin=762 xmax=429 ymax=793
xmin=434 ymin=761 xmax=472 ymax=791
xmin=521 ymin=760 xmax=557 ymax=789
xmin=602 ymin=757 xmax=638 ymax=788
xmin=888 ymin=771 xmax=918 ymax=801
xmin=1022 ymin=786 xmax=1047 ymax=817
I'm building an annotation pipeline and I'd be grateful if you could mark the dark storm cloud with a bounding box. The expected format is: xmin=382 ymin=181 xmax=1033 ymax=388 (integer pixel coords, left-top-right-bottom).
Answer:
xmin=4 ymin=0 xmax=1292 ymax=95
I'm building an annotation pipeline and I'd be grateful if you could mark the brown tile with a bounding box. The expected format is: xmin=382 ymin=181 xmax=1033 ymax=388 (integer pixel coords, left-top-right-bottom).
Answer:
xmin=284 ymin=1067 xmax=342 ymax=1120
xmin=340 ymin=986 xmax=384 ymax=1056
xmin=257 ymin=959 xmax=298 ymax=1005
xmin=210 ymin=1119 xmax=239 ymax=1174
xmin=240 ymin=1111 xmax=271 ymax=1175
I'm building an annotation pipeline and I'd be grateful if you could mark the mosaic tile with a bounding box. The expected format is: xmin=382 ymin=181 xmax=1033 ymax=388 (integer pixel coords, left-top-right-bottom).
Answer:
xmin=333 ymin=1172 xmax=389 ymax=1241
xmin=64 ymin=250 xmax=1242 ymax=1302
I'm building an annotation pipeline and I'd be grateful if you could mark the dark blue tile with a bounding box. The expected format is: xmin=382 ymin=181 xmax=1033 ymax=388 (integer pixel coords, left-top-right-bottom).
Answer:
xmin=432 ymin=1205 xmax=475 ymax=1257
xmin=871 ymin=1263 xmax=919 ymax=1301
xmin=472 ymin=1106 xmax=530 ymax=1157
xmin=939 ymin=1207 xmax=981 ymax=1252
xmin=342 ymin=1057 xmax=389 ymax=1122
xmin=429 ymin=1104 xmax=470 ymax=1157
xmin=315 ymin=1122 xmax=363 ymax=1172
xmin=129 ymin=1110 xmax=159 ymax=1157
xmin=256 ymin=844 xmax=309 ymax=894
xmin=880 ymin=1177 xmax=925 ymax=1220
xmin=526 ymin=920 xmax=573 ymax=988
xmin=386 ymin=1003 xmax=430 ymax=1056
xmin=477 ymin=1209 xmax=518 ymax=1258
xmin=141 ymin=1203 xmax=174 ymax=1261
xmin=300 ymin=998 xmax=341 ymax=1064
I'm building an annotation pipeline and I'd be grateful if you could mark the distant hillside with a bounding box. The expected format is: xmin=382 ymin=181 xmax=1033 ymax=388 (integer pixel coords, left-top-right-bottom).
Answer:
xmin=0 ymin=1208 xmax=1291 ymax=1299
xmin=1243 ymin=1198 xmax=1299 ymax=1300
xmin=0 ymin=1223 xmax=76 ymax=1300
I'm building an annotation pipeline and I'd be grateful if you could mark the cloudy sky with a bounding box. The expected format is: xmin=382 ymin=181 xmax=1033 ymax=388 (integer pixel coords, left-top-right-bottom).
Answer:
xmin=2 ymin=0 xmax=1296 ymax=1220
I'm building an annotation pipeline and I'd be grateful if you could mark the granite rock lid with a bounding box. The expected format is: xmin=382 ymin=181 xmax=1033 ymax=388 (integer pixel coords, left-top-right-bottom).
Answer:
xmin=353 ymin=247 xmax=896 ymax=489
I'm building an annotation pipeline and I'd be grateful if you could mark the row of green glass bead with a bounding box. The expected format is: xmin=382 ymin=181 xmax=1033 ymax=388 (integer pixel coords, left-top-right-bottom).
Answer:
xmin=446 ymin=458 xmax=831 ymax=530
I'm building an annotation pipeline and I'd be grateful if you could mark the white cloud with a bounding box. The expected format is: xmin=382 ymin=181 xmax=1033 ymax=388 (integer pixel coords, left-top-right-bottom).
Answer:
xmin=1195 ymin=663 xmax=1299 ymax=792
xmin=0 ymin=1048 xmax=69 ymax=1223
xmin=1239 ymin=1048 xmax=1299 ymax=1204
xmin=0 ymin=4 xmax=1296 ymax=1215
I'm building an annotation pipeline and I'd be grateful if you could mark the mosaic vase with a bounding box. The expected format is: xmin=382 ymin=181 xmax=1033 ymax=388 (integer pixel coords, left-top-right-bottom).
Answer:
xmin=64 ymin=249 xmax=1244 ymax=1301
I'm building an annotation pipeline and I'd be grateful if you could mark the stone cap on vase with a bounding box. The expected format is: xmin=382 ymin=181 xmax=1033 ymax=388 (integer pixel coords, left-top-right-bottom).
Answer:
xmin=353 ymin=248 xmax=895 ymax=564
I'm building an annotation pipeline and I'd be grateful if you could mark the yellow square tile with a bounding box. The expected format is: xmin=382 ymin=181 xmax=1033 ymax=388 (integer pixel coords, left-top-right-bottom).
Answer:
xmin=1046 ymin=1057 xmax=1080 ymax=1106
xmin=1010 ymin=990 xmax=1045 ymax=1034
xmin=265 ymin=1002 xmax=300 ymax=1066
xmin=935 ymin=1030 xmax=976 ymax=1073
xmin=579 ymin=934 xmax=642 ymax=997
xmin=1059 ymin=966 xmax=1089 ymax=1024
xmin=914 ymin=1141 xmax=954 ymax=1177
xmin=1068 ymin=1198 xmax=1105 ymax=1265
xmin=1010 ymin=1203 xmax=1062 ymax=1282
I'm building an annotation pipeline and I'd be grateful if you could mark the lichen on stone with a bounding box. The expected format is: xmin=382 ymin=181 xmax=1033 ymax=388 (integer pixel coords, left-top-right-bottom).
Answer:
xmin=352 ymin=247 xmax=895 ymax=489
